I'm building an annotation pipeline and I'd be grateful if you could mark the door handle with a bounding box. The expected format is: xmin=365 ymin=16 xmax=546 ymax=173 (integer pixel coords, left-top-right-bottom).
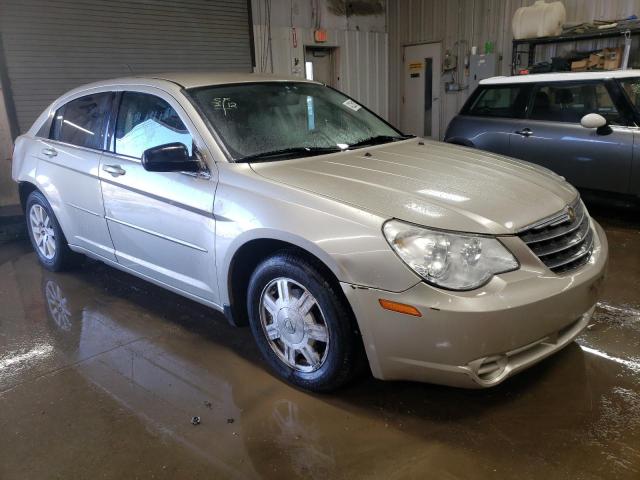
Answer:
xmin=102 ymin=164 xmax=126 ymax=177
xmin=42 ymin=147 xmax=57 ymax=157
xmin=515 ymin=128 xmax=533 ymax=137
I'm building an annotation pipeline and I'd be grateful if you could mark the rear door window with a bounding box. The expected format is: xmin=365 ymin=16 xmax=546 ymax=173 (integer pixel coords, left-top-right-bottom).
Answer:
xmin=114 ymin=92 xmax=193 ymax=159
xmin=465 ymin=86 xmax=525 ymax=118
xmin=51 ymin=93 xmax=113 ymax=149
xmin=528 ymin=82 xmax=623 ymax=125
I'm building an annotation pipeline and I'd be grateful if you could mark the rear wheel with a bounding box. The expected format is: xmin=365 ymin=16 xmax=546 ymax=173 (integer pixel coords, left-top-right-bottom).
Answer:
xmin=26 ymin=191 xmax=82 ymax=271
xmin=247 ymin=251 xmax=363 ymax=392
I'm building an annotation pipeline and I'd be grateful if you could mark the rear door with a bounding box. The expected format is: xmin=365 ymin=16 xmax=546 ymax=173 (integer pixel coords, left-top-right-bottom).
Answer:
xmin=450 ymin=84 xmax=529 ymax=156
xmin=35 ymin=92 xmax=116 ymax=260
xmin=99 ymin=88 xmax=219 ymax=304
xmin=509 ymin=80 xmax=633 ymax=194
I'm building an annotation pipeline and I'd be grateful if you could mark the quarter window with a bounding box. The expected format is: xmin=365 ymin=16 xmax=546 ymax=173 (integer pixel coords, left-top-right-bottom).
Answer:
xmin=51 ymin=93 xmax=112 ymax=149
xmin=466 ymin=86 xmax=525 ymax=118
xmin=115 ymin=92 xmax=193 ymax=159
xmin=529 ymin=82 xmax=623 ymax=125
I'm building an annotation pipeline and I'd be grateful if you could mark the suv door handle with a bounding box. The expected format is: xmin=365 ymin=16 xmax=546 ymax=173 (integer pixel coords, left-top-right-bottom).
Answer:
xmin=42 ymin=147 xmax=57 ymax=157
xmin=515 ymin=128 xmax=533 ymax=137
xmin=102 ymin=164 xmax=126 ymax=177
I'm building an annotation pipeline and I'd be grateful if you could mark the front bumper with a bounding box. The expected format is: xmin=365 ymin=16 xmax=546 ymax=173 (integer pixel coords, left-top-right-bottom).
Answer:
xmin=343 ymin=220 xmax=608 ymax=388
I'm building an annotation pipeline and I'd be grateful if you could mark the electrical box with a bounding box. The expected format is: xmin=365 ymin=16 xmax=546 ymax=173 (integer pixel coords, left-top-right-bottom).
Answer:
xmin=469 ymin=54 xmax=497 ymax=93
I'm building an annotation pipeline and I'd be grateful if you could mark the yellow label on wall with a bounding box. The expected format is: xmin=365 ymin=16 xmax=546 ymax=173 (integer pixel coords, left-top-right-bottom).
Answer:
xmin=409 ymin=62 xmax=423 ymax=70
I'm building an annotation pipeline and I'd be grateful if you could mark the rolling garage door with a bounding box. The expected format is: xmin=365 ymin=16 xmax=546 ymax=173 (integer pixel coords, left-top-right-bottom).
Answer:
xmin=0 ymin=0 xmax=252 ymax=134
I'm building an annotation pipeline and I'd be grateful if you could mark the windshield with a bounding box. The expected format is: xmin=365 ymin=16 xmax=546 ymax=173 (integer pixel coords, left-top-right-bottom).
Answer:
xmin=619 ymin=77 xmax=640 ymax=112
xmin=187 ymin=82 xmax=404 ymax=161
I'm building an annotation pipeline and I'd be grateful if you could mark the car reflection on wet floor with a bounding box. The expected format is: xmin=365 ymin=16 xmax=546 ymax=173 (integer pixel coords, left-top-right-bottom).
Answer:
xmin=0 ymin=202 xmax=639 ymax=479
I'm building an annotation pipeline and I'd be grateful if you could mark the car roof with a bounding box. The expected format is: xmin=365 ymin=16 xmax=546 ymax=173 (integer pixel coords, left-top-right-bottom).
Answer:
xmin=30 ymin=72 xmax=320 ymax=135
xmin=143 ymin=71 xmax=317 ymax=89
xmin=481 ymin=69 xmax=640 ymax=85
xmin=61 ymin=72 xmax=318 ymax=97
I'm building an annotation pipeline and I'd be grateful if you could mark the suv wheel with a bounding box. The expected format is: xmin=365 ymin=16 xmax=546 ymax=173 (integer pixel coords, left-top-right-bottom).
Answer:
xmin=26 ymin=191 xmax=81 ymax=271
xmin=247 ymin=251 xmax=362 ymax=392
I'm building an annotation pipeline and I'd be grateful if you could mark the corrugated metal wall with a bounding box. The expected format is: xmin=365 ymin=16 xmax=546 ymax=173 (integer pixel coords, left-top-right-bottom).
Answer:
xmin=388 ymin=0 xmax=640 ymax=138
xmin=252 ymin=0 xmax=389 ymax=118
xmin=0 ymin=0 xmax=253 ymax=134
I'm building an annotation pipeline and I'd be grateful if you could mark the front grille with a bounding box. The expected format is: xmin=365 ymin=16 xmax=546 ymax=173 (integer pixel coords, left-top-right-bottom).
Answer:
xmin=518 ymin=198 xmax=594 ymax=274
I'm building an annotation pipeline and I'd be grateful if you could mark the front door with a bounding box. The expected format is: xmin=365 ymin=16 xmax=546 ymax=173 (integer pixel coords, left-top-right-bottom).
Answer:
xmin=401 ymin=43 xmax=442 ymax=139
xmin=99 ymin=89 xmax=219 ymax=304
xmin=509 ymin=81 xmax=633 ymax=194
xmin=35 ymin=92 xmax=116 ymax=261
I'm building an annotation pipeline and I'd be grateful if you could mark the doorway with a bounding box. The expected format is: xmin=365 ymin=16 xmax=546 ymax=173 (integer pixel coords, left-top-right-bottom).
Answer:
xmin=401 ymin=42 xmax=442 ymax=139
xmin=304 ymin=47 xmax=338 ymax=87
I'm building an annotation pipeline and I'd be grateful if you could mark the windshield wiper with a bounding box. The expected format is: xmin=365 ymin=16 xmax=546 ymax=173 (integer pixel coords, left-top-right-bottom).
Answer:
xmin=348 ymin=134 xmax=413 ymax=149
xmin=236 ymin=146 xmax=342 ymax=163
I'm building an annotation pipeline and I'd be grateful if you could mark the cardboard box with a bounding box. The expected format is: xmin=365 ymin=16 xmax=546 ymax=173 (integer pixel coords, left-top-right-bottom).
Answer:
xmin=571 ymin=59 xmax=588 ymax=71
xmin=588 ymin=52 xmax=604 ymax=69
xmin=603 ymin=47 xmax=623 ymax=70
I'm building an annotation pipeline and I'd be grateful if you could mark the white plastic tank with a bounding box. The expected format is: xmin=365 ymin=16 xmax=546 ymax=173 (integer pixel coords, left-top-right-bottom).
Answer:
xmin=512 ymin=1 xmax=566 ymax=40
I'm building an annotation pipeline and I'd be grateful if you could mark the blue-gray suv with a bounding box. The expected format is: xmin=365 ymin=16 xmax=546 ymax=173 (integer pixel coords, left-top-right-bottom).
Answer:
xmin=445 ymin=70 xmax=640 ymax=197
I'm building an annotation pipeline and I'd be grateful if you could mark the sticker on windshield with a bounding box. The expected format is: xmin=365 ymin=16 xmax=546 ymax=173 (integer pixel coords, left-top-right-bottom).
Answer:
xmin=342 ymin=99 xmax=362 ymax=111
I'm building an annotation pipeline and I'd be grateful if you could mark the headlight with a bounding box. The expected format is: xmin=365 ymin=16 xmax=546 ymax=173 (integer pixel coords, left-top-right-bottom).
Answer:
xmin=383 ymin=220 xmax=519 ymax=290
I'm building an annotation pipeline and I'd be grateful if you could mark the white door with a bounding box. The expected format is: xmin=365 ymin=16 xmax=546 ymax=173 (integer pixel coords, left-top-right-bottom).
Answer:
xmin=305 ymin=47 xmax=338 ymax=87
xmin=401 ymin=43 xmax=442 ymax=139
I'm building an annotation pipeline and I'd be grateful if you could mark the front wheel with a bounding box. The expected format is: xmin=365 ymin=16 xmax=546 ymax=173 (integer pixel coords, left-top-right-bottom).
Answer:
xmin=247 ymin=251 xmax=363 ymax=392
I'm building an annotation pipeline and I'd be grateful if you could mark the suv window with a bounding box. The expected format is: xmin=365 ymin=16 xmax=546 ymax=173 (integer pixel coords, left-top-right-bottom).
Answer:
xmin=465 ymin=86 xmax=525 ymax=118
xmin=115 ymin=92 xmax=193 ymax=159
xmin=529 ymin=82 xmax=623 ymax=125
xmin=51 ymin=93 xmax=112 ymax=149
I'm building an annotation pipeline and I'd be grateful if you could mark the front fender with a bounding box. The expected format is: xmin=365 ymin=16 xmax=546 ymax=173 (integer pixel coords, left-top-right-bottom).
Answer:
xmin=221 ymin=227 xmax=348 ymax=285
xmin=214 ymin=164 xmax=421 ymax=306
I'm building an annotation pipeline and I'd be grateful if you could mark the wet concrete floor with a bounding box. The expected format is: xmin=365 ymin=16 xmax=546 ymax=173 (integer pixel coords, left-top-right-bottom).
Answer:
xmin=0 ymin=201 xmax=639 ymax=479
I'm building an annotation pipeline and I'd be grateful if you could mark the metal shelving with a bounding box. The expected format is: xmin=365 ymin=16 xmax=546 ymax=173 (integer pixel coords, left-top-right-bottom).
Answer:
xmin=511 ymin=26 xmax=640 ymax=74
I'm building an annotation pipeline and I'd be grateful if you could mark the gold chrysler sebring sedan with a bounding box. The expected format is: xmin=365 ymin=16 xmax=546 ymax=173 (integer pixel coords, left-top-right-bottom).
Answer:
xmin=12 ymin=73 xmax=608 ymax=391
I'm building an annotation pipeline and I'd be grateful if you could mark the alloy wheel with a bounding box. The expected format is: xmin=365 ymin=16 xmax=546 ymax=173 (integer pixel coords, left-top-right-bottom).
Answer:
xmin=259 ymin=277 xmax=330 ymax=372
xmin=30 ymin=204 xmax=56 ymax=260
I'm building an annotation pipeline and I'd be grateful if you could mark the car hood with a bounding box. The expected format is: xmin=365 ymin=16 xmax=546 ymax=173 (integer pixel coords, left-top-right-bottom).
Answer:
xmin=250 ymin=139 xmax=578 ymax=235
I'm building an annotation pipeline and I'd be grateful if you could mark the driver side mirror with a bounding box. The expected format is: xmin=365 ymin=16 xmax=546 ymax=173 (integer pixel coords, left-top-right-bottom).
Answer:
xmin=580 ymin=113 xmax=610 ymax=134
xmin=142 ymin=143 xmax=200 ymax=172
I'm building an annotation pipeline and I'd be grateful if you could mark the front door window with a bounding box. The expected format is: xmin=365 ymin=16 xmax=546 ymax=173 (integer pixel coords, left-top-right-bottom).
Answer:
xmin=114 ymin=92 xmax=193 ymax=159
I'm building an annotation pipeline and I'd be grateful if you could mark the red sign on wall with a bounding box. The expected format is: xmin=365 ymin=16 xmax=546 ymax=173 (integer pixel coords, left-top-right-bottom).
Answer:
xmin=314 ymin=29 xmax=327 ymax=43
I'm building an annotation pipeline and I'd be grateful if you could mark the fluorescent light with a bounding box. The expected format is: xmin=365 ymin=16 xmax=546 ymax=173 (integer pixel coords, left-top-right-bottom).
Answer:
xmin=63 ymin=119 xmax=94 ymax=135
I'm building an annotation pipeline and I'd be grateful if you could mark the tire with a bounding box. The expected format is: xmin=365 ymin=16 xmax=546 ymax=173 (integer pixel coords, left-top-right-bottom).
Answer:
xmin=247 ymin=251 xmax=364 ymax=392
xmin=25 ymin=190 xmax=82 ymax=271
